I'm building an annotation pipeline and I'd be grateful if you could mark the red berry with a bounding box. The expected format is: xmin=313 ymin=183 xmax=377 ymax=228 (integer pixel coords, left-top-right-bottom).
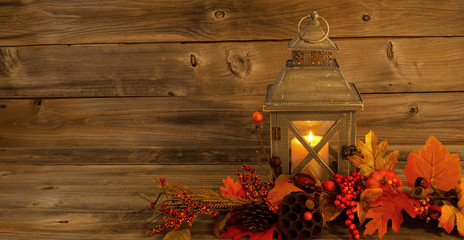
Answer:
xmin=354 ymin=234 xmax=360 ymax=240
xmin=252 ymin=111 xmax=263 ymax=123
xmin=269 ymin=156 xmax=281 ymax=167
xmin=352 ymin=229 xmax=359 ymax=235
xmin=340 ymin=203 xmax=346 ymax=209
xmin=303 ymin=211 xmax=313 ymax=221
xmin=345 ymin=219 xmax=351 ymax=226
xmin=349 ymin=223 xmax=356 ymax=230
xmin=323 ymin=180 xmax=335 ymax=191
xmin=414 ymin=177 xmax=429 ymax=189
xmin=429 ymin=205 xmax=442 ymax=219
xmin=348 ymin=214 xmax=355 ymax=220
xmin=334 ymin=200 xmax=341 ymax=206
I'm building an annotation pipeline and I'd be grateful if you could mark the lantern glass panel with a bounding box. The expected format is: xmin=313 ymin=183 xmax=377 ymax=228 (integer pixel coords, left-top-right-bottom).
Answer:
xmin=288 ymin=120 xmax=340 ymax=180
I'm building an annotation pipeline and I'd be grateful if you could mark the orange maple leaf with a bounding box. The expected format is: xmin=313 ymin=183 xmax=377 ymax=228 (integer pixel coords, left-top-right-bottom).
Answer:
xmin=438 ymin=177 xmax=464 ymax=236
xmin=364 ymin=192 xmax=418 ymax=239
xmin=404 ymin=136 xmax=461 ymax=191
xmin=220 ymin=176 xmax=245 ymax=197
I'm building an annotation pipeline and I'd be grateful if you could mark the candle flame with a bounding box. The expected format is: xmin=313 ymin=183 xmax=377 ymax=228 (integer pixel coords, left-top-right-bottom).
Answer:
xmin=304 ymin=131 xmax=314 ymax=146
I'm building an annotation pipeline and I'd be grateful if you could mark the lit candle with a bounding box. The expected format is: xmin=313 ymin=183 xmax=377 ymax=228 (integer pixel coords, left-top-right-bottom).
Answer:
xmin=291 ymin=131 xmax=329 ymax=178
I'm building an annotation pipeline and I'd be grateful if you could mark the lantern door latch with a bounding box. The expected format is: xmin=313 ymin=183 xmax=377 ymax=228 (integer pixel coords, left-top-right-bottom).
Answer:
xmin=342 ymin=145 xmax=360 ymax=160
xmin=272 ymin=127 xmax=281 ymax=140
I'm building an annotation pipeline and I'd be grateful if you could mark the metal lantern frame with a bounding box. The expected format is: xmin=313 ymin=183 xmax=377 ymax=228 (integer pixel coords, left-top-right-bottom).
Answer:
xmin=263 ymin=12 xmax=363 ymax=178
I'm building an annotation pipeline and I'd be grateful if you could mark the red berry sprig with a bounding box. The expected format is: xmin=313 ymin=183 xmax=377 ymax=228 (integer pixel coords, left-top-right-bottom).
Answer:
xmin=331 ymin=171 xmax=366 ymax=240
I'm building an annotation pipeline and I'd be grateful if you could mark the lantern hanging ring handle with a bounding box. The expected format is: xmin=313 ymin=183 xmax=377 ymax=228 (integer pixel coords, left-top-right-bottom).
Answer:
xmin=297 ymin=11 xmax=330 ymax=43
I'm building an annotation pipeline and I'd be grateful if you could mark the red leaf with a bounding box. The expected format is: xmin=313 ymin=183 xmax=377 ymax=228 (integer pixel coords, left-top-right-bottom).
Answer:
xmin=363 ymin=192 xmax=418 ymax=239
xmin=220 ymin=224 xmax=282 ymax=240
xmin=220 ymin=176 xmax=246 ymax=197
xmin=404 ymin=136 xmax=461 ymax=191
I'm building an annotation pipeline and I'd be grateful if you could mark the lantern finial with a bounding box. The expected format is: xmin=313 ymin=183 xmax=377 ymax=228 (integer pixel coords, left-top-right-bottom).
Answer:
xmin=310 ymin=11 xmax=319 ymax=22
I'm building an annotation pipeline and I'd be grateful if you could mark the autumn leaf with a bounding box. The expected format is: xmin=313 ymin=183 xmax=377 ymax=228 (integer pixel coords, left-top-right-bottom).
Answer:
xmin=364 ymin=192 xmax=418 ymax=239
xmin=320 ymin=193 xmax=344 ymax=227
xmin=404 ymin=136 xmax=461 ymax=191
xmin=438 ymin=177 xmax=464 ymax=236
xmin=347 ymin=130 xmax=399 ymax=177
xmin=220 ymin=224 xmax=282 ymax=240
xmin=220 ymin=176 xmax=246 ymax=197
xmin=357 ymin=188 xmax=383 ymax=225
xmin=163 ymin=229 xmax=191 ymax=240
xmin=268 ymin=175 xmax=303 ymax=206
xmin=213 ymin=212 xmax=231 ymax=238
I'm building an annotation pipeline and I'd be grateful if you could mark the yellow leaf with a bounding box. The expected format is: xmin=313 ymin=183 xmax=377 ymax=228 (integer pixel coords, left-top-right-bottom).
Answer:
xmin=347 ymin=130 xmax=399 ymax=177
xmin=274 ymin=174 xmax=292 ymax=185
xmin=439 ymin=205 xmax=460 ymax=234
xmin=163 ymin=229 xmax=191 ymax=240
xmin=438 ymin=178 xmax=464 ymax=236
xmin=457 ymin=178 xmax=464 ymax=210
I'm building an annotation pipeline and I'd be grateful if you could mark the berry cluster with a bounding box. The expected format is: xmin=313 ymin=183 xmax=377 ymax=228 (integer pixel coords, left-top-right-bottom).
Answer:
xmin=412 ymin=177 xmax=442 ymax=221
xmin=329 ymin=172 xmax=366 ymax=240
xmin=146 ymin=192 xmax=218 ymax=235
xmin=415 ymin=198 xmax=432 ymax=220
xmin=236 ymin=164 xmax=278 ymax=213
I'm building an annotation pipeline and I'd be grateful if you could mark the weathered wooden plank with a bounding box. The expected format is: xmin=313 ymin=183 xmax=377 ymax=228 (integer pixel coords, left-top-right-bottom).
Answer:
xmin=0 ymin=0 xmax=463 ymax=46
xmin=0 ymin=93 xmax=463 ymax=164
xmin=1 ymin=37 xmax=463 ymax=98
xmin=357 ymin=93 xmax=464 ymax=145
xmin=0 ymin=164 xmax=463 ymax=240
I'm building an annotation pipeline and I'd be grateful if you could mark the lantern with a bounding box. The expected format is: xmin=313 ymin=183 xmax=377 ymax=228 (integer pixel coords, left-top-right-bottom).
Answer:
xmin=263 ymin=12 xmax=363 ymax=180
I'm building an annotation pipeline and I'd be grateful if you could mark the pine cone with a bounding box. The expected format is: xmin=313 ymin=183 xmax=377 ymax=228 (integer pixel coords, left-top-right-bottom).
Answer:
xmin=240 ymin=202 xmax=278 ymax=232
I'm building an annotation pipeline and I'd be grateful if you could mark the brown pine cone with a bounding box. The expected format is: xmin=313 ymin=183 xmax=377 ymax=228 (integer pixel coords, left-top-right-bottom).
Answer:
xmin=240 ymin=202 xmax=278 ymax=232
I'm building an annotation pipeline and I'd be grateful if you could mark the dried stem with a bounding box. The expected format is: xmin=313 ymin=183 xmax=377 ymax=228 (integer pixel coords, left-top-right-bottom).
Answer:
xmin=256 ymin=122 xmax=270 ymax=163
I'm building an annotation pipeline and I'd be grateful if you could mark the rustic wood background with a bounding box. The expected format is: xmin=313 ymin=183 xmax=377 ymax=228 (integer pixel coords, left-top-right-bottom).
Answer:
xmin=1 ymin=1 xmax=463 ymax=239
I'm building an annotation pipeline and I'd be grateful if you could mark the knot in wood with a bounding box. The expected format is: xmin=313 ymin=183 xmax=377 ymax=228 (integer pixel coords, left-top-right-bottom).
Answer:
xmin=409 ymin=105 xmax=419 ymax=115
xmin=0 ymin=48 xmax=19 ymax=76
xmin=362 ymin=15 xmax=371 ymax=21
xmin=215 ymin=10 xmax=225 ymax=19
xmin=226 ymin=49 xmax=251 ymax=78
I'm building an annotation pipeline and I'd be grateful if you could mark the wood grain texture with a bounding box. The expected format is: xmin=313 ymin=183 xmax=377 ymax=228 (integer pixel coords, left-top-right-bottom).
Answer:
xmin=0 ymin=93 xmax=463 ymax=164
xmin=0 ymin=164 xmax=463 ymax=240
xmin=0 ymin=0 xmax=463 ymax=46
xmin=1 ymin=37 xmax=463 ymax=98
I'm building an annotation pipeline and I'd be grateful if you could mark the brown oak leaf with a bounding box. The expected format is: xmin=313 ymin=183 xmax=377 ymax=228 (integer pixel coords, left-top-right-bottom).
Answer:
xmin=438 ymin=177 xmax=464 ymax=236
xmin=348 ymin=130 xmax=399 ymax=177
xmin=404 ymin=136 xmax=461 ymax=191
xmin=363 ymin=192 xmax=418 ymax=239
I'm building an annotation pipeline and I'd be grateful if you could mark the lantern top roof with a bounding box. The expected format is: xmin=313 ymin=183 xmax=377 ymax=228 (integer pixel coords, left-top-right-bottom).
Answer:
xmin=263 ymin=12 xmax=363 ymax=112
xmin=287 ymin=11 xmax=339 ymax=52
